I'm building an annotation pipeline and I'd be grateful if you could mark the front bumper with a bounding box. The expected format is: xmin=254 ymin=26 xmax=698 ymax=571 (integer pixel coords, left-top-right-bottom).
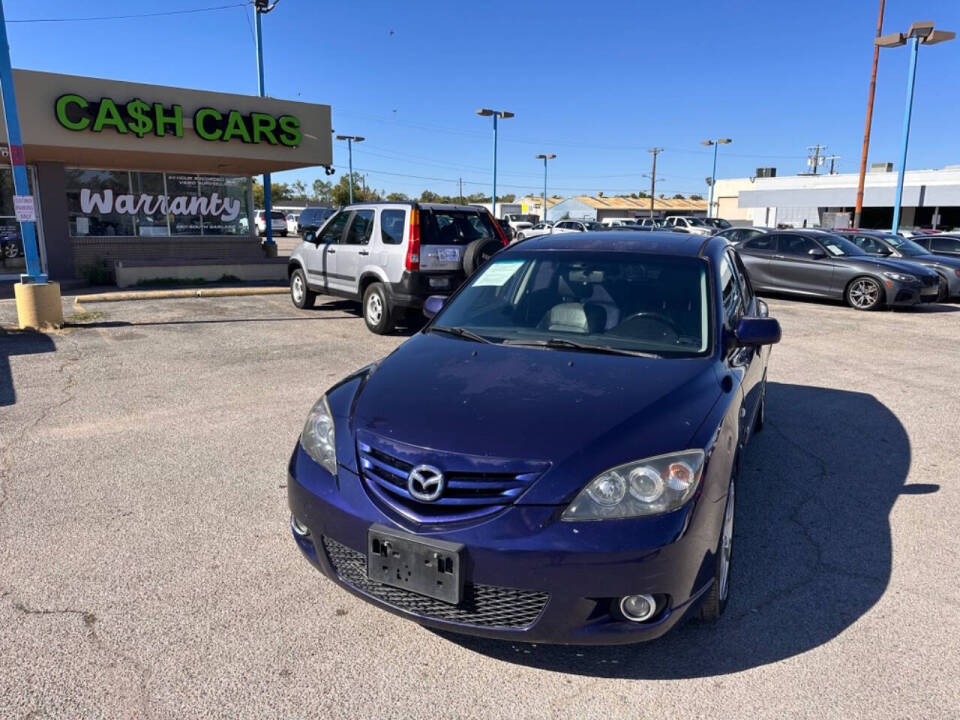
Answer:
xmin=287 ymin=446 xmax=721 ymax=645
xmin=886 ymin=280 xmax=939 ymax=306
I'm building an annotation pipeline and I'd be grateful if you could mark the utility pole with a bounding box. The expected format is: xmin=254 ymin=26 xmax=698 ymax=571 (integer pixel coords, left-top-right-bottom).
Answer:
xmin=806 ymin=144 xmax=827 ymax=175
xmin=254 ymin=0 xmax=279 ymax=254
xmin=535 ymin=154 xmax=556 ymax=223
xmin=647 ymin=148 xmax=663 ymax=220
xmin=459 ymin=177 xmax=463 ymax=204
xmin=854 ymin=0 xmax=887 ymax=228
xmin=826 ymin=155 xmax=841 ymax=175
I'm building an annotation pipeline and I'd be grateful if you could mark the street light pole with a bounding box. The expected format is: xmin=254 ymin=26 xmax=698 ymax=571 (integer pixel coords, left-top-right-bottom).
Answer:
xmin=854 ymin=0 xmax=886 ymax=229
xmin=253 ymin=0 xmax=279 ymax=250
xmin=335 ymin=135 xmax=365 ymax=204
xmin=876 ymin=21 xmax=955 ymax=234
xmin=477 ymin=109 xmax=514 ymax=218
xmin=535 ymin=154 xmax=556 ymax=222
xmin=701 ymin=138 xmax=732 ymax=219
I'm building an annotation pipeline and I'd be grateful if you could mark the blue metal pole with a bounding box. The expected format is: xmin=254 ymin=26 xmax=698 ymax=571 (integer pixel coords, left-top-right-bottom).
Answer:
xmin=492 ymin=114 xmax=498 ymax=218
xmin=708 ymin=141 xmax=719 ymax=219
xmin=255 ymin=8 xmax=274 ymax=246
xmin=347 ymin=139 xmax=354 ymax=204
xmin=0 ymin=1 xmax=46 ymax=283
xmin=892 ymin=36 xmax=919 ymax=235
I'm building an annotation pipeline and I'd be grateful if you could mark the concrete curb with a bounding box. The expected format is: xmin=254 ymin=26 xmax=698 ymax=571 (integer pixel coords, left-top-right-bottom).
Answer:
xmin=74 ymin=286 xmax=288 ymax=303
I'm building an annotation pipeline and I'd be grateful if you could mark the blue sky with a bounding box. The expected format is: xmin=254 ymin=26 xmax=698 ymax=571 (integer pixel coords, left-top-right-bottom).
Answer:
xmin=7 ymin=0 xmax=960 ymax=199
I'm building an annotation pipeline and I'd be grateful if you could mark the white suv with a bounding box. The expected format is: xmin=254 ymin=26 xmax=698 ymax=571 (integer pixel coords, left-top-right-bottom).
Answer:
xmin=254 ymin=210 xmax=288 ymax=237
xmin=288 ymin=203 xmax=507 ymax=334
xmin=661 ymin=216 xmax=713 ymax=236
xmin=552 ymin=219 xmax=605 ymax=234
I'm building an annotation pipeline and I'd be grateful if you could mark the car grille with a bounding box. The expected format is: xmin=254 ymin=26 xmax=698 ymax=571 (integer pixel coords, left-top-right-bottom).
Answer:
xmin=322 ymin=536 xmax=549 ymax=629
xmin=357 ymin=438 xmax=542 ymax=525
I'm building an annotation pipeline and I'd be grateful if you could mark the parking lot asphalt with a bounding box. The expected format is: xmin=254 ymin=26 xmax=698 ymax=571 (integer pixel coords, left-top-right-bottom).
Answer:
xmin=1 ymin=292 xmax=959 ymax=719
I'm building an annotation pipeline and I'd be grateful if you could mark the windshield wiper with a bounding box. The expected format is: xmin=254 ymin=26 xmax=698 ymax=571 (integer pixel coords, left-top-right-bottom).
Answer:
xmin=428 ymin=325 xmax=498 ymax=344
xmin=504 ymin=337 xmax=659 ymax=357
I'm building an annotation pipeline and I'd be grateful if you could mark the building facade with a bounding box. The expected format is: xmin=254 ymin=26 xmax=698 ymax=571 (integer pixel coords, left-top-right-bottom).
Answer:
xmin=0 ymin=70 xmax=331 ymax=282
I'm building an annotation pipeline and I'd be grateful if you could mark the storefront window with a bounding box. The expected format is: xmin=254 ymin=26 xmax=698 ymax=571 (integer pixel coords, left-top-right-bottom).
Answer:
xmin=1 ymin=166 xmax=38 ymax=275
xmin=65 ymin=168 xmax=252 ymax=238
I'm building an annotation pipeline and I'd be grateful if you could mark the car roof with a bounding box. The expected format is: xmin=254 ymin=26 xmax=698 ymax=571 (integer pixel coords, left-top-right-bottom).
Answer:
xmin=513 ymin=230 xmax=717 ymax=257
xmin=341 ymin=202 xmax=488 ymax=212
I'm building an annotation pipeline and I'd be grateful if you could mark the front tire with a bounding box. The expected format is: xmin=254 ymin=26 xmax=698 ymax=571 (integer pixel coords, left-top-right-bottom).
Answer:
xmin=846 ymin=276 xmax=883 ymax=311
xmin=936 ymin=275 xmax=949 ymax=302
xmin=698 ymin=476 xmax=735 ymax=621
xmin=289 ymin=268 xmax=315 ymax=309
xmin=363 ymin=282 xmax=395 ymax=335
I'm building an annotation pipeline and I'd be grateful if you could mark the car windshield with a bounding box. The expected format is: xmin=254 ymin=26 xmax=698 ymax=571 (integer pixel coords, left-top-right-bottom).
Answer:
xmin=686 ymin=217 xmax=707 ymax=227
xmin=884 ymin=235 xmax=929 ymax=256
xmin=271 ymin=211 xmax=285 ymax=220
xmin=430 ymin=253 xmax=710 ymax=357
xmin=707 ymin=218 xmax=731 ymax=229
xmin=583 ymin=221 xmax=604 ymax=231
xmin=819 ymin=234 xmax=866 ymax=257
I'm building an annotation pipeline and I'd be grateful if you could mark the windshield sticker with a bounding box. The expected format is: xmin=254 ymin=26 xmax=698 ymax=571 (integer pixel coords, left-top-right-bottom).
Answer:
xmin=824 ymin=244 xmax=844 ymax=256
xmin=473 ymin=260 xmax=525 ymax=286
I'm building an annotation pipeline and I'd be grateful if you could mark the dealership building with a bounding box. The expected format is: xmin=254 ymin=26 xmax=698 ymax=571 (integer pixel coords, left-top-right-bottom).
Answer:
xmin=0 ymin=69 xmax=331 ymax=285
xmin=712 ymin=165 xmax=960 ymax=230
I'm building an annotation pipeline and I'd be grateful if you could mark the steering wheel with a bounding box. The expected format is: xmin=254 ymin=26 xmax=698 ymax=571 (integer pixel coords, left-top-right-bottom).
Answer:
xmin=617 ymin=312 xmax=684 ymax=338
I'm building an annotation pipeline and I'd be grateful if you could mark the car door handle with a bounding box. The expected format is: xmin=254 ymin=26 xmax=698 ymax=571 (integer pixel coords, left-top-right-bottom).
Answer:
xmin=326 ymin=248 xmax=335 ymax=254
xmin=358 ymin=250 xmax=369 ymax=256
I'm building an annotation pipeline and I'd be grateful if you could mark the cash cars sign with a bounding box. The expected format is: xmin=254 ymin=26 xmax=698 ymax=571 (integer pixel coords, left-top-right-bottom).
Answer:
xmin=54 ymin=94 xmax=302 ymax=147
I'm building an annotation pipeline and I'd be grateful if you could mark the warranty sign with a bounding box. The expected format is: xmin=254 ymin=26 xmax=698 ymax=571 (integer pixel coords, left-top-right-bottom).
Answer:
xmin=13 ymin=195 xmax=36 ymax=222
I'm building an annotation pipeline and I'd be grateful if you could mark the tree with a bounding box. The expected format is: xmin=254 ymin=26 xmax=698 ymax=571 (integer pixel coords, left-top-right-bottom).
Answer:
xmin=419 ymin=190 xmax=442 ymax=203
xmin=331 ymin=173 xmax=378 ymax=206
xmin=672 ymin=193 xmax=686 ymax=200
xmin=291 ymin=180 xmax=307 ymax=199
xmin=690 ymin=194 xmax=704 ymax=200
xmin=386 ymin=192 xmax=409 ymax=202
xmin=312 ymin=179 xmax=334 ymax=204
xmin=252 ymin=179 xmax=264 ymax=208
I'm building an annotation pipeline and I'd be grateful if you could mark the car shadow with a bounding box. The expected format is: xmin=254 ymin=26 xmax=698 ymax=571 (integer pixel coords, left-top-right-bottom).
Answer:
xmin=0 ymin=328 xmax=57 ymax=406
xmin=435 ymin=382 xmax=917 ymax=678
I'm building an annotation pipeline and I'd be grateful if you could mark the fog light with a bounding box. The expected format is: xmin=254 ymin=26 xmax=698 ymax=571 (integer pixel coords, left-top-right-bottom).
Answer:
xmin=620 ymin=594 xmax=657 ymax=622
xmin=291 ymin=515 xmax=310 ymax=537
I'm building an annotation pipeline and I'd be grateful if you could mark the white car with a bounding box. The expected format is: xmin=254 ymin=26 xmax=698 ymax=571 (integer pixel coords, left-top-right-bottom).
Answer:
xmin=516 ymin=222 xmax=553 ymax=241
xmin=254 ymin=210 xmax=288 ymax=237
xmin=601 ymin=218 xmax=635 ymax=227
xmin=661 ymin=216 xmax=713 ymax=236
xmin=552 ymin=219 xmax=605 ymax=234
xmin=286 ymin=213 xmax=300 ymax=235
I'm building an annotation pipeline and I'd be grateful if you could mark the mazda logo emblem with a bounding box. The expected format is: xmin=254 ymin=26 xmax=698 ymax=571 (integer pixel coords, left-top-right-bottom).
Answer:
xmin=407 ymin=464 xmax=445 ymax=503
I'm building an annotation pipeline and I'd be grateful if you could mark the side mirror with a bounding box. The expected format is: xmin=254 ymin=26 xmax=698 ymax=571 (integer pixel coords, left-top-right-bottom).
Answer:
xmin=304 ymin=231 xmax=317 ymax=244
xmin=876 ymin=246 xmax=892 ymax=256
xmin=734 ymin=316 xmax=781 ymax=346
xmin=807 ymin=247 xmax=827 ymax=259
xmin=423 ymin=295 xmax=446 ymax=320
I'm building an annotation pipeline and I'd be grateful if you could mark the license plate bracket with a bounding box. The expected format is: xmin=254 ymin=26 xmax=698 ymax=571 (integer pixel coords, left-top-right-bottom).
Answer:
xmin=367 ymin=524 xmax=464 ymax=605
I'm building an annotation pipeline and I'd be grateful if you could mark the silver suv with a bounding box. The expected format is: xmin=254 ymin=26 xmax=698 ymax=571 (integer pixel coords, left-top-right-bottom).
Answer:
xmin=287 ymin=202 xmax=507 ymax=334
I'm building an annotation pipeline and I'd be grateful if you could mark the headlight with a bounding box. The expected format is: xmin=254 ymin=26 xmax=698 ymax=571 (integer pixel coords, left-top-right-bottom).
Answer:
xmin=882 ymin=271 xmax=917 ymax=283
xmin=300 ymin=396 xmax=337 ymax=475
xmin=562 ymin=450 xmax=705 ymax=521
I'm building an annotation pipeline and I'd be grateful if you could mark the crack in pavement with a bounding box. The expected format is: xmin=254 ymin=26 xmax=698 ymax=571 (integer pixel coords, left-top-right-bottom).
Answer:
xmin=8 ymin=595 xmax=155 ymax=719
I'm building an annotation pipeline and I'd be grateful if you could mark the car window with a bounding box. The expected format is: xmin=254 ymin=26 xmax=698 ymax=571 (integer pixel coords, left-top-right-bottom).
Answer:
xmin=779 ymin=235 xmax=819 ymax=257
xmin=730 ymin=250 xmax=755 ymax=308
xmin=932 ymin=237 xmax=960 ymax=252
xmin=344 ymin=210 xmax=375 ymax=245
xmin=850 ymin=234 xmax=888 ymax=255
xmin=380 ymin=209 xmax=406 ymax=245
xmin=719 ymin=253 xmax=745 ymax=327
xmin=742 ymin=235 xmax=777 ymax=252
xmin=421 ymin=209 xmax=497 ymax=246
xmin=318 ymin=211 xmax=350 ymax=244
xmin=271 ymin=211 xmax=285 ymax=220
xmin=432 ymin=254 xmax=710 ymax=356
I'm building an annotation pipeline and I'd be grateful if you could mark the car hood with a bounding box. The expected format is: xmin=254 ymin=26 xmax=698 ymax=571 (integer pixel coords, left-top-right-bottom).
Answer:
xmin=840 ymin=255 xmax=937 ymax=277
xmin=921 ymin=253 xmax=960 ymax=270
xmin=348 ymin=333 xmax=723 ymax=504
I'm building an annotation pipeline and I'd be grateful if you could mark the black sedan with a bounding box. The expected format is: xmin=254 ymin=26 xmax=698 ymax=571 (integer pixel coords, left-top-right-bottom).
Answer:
xmin=837 ymin=230 xmax=960 ymax=301
xmin=734 ymin=229 xmax=940 ymax=310
xmin=714 ymin=227 xmax=772 ymax=245
xmin=912 ymin=234 xmax=960 ymax=258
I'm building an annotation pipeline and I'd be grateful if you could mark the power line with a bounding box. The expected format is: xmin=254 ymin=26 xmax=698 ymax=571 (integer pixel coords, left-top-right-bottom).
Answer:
xmin=5 ymin=2 xmax=251 ymax=24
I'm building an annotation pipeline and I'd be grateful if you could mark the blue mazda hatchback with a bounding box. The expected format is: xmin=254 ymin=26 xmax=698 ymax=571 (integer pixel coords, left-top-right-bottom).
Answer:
xmin=288 ymin=232 xmax=781 ymax=644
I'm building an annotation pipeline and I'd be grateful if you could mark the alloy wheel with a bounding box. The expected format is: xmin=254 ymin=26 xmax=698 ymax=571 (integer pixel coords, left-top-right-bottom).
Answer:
xmin=2 ymin=242 xmax=17 ymax=259
xmin=718 ymin=479 xmax=735 ymax=602
xmin=367 ymin=293 xmax=383 ymax=324
xmin=849 ymin=279 xmax=880 ymax=309
xmin=291 ymin=274 xmax=304 ymax=304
